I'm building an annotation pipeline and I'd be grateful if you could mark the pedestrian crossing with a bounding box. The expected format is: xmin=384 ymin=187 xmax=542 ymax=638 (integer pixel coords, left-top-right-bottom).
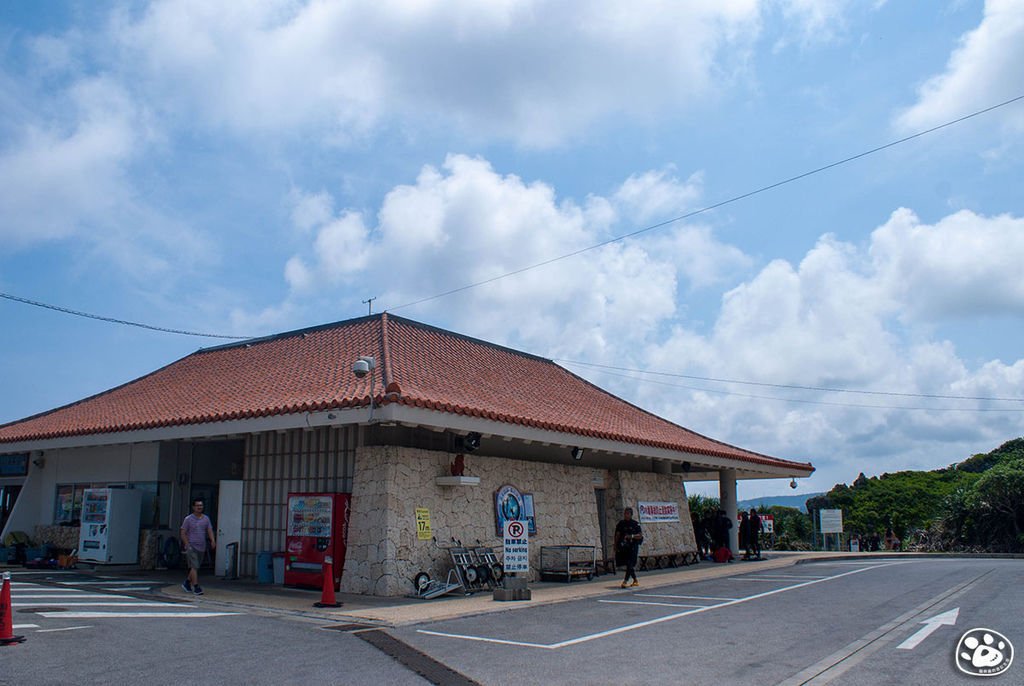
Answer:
xmin=7 ymin=575 xmax=240 ymax=633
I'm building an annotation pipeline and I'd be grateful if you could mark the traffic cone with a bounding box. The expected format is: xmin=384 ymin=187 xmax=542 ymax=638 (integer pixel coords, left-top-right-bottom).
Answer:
xmin=1 ymin=571 xmax=27 ymax=646
xmin=313 ymin=556 xmax=342 ymax=608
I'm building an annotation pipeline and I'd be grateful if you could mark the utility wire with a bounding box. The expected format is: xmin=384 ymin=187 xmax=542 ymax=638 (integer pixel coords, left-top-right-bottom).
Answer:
xmin=588 ymin=367 xmax=1024 ymax=413
xmin=387 ymin=93 xmax=1024 ymax=313
xmin=558 ymin=359 xmax=1024 ymax=403
xmin=0 ymin=292 xmax=251 ymax=340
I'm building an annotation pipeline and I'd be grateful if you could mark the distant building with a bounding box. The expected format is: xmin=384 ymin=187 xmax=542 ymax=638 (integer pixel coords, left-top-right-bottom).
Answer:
xmin=0 ymin=314 xmax=813 ymax=595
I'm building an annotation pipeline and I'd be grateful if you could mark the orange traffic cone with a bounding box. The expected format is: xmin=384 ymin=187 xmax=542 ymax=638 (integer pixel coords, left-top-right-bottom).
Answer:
xmin=313 ymin=556 xmax=342 ymax=608
xmin=1 ymin=571 xmax=26 ymax=646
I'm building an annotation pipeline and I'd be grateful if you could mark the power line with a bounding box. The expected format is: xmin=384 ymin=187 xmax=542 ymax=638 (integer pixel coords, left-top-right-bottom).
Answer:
xmin=558 ymin=359 xmax=1024 ymax=403
xmin=0 ymin=292 xmax=251 ymax=340
xmin=386 ymin=93 xmax=1024 ymax=312
xmin=587 ymin=367 xmax=1024 ymax=413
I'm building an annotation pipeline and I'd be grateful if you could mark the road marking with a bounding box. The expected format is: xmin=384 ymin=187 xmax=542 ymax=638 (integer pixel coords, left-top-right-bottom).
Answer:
xmin=634 ymin=594 xmax=738 ymax=601
xmin=598 ymin=600 xmax=707 ymax=608
xmin=776 ymin=573 xmax=989 ymax=686
xmin=37 ymin=611 xmax=241 ymax=618
xmin=17 ymin=602 xmax=193 ymax=607
xmin=36 ymin=626 xmax=93 ymax=633
xmin=56 ymin=580 xmax=152 ymax=585
xmin=12 ymin=624 xmax=40 ymax=629
xmin=896 ymin=607 xmax=959 ymax=650
xmin=13 ymin=594 xmax=127 ymax=599
xmin=735 ymin=574 xmax=828 ymax=579
xmin=419 ymin=561 xmax=909 ymax=650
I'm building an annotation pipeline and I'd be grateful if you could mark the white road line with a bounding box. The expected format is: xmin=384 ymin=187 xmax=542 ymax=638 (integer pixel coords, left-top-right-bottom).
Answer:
xmin=12 ymin=624 xmax=40 ymax=629
xmin=739 ymin=574 xmax=828 ymax=579
xmin=12 ymin=594 xmax=125 ymax=599
xmin=418 ymin=561 xmax=909 ymax=650
xmin=15 ymin=606 xmax=192 ymax=610
xmin=36 ymin=626 xmax=94 ymax=633
xmin=598 ymin=600 xmax=707 ymax=608
xmin=56 ymin=580 xmax=150 ymax=585
xmin=37 ymin=611 xmax=241 ymax=618
xmin=634 ymin=594 xmax=737 ymax=601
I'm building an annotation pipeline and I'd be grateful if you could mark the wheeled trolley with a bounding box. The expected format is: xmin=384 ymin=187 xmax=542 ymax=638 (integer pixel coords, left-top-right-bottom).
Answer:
xmin=539 ymin=545 xmax=596 ymax=582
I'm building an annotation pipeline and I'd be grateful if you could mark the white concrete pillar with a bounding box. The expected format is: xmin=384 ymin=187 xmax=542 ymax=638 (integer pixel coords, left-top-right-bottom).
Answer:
xmin=719 ymin=469 xmax=739 ymax=556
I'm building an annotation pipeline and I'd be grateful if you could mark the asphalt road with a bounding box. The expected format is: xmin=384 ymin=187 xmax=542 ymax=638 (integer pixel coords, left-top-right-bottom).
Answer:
xmin=3 ymin=558 xmax=1020 ymax=685
xmin=396 ymin=557 xmax=1022 ymax=685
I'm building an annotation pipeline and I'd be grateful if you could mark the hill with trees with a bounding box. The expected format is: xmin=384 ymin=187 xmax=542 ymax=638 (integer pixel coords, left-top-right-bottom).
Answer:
xmin=689 ymin=438 xmax=1024 ymax=553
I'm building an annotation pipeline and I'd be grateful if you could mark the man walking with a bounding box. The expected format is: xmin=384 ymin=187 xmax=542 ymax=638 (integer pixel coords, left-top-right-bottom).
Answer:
xmin=614 ymin=507 xmax=644 ymax=588
xmin=180 ymin=498 xmax=216 ymax=595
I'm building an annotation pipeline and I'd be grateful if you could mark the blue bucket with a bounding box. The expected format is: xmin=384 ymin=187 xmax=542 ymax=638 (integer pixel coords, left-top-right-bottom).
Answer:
xmin=257 ymin=551 xmax=274 ymax=584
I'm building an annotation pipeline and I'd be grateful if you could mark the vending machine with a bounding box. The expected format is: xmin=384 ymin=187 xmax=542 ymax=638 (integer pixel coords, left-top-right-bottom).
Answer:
xmin=284 ymin=492 xmax=351 ymax=589
xmin=78 ymin=488 xmax=143 ymax=564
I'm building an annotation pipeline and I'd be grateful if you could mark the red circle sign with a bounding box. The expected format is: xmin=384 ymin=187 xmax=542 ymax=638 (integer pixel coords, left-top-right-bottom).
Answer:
xmin=507 ymin=521 xmax=525 ymax=538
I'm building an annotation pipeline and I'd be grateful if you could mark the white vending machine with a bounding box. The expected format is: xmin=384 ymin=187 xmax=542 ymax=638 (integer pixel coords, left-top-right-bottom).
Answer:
xmin=78 ymin=488 xmax=143 ymax=564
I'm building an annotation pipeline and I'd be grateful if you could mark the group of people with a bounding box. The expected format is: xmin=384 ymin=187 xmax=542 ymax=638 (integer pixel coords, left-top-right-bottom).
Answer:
xmin=692 ymin=508 xmax=764 ymax=563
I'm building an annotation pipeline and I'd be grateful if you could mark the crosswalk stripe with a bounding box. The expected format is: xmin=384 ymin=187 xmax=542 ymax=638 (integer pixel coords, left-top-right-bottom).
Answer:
xmin=37 ymin=611 xmax=240 ymax=618
xmin=14 ymin=595 xmax=131 ymax=600
xmin=14 ymin=602 xmax=192 ymax=607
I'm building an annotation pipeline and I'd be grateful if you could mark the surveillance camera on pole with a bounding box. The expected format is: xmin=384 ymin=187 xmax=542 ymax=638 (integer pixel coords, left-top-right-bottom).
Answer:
xmin=352 ymin=356 xmax=376 ymax=378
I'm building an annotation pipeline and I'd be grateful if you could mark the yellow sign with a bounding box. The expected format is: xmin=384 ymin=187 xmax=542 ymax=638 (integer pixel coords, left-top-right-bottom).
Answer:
xmin=415 ymin=508 xmax=432 ymax=540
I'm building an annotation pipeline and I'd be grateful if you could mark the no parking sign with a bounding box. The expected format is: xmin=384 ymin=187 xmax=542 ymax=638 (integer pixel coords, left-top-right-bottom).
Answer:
xmin=503 ymin=520 xmax=529 ymax=573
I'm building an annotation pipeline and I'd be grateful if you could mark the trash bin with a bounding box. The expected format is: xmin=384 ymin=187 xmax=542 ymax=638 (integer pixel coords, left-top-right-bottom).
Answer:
xmin=272 ymin=552 xmax=285 ymax=585
xmin=257 ymin=551 xmax=274 ymax=584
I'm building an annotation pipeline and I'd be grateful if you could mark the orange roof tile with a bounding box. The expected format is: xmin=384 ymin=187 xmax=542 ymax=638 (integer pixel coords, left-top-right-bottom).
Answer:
xmin=0 ymin=314 xmax=812 ymax=472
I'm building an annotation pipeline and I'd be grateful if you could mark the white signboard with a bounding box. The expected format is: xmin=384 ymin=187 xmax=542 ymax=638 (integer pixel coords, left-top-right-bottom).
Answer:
xmin=637 ymin=501 xmax=680 ymax=523
xmin=820 ymin=509 xmax=844 ymax=534
xmin=503 ymin=520 xmax=530 ymax=573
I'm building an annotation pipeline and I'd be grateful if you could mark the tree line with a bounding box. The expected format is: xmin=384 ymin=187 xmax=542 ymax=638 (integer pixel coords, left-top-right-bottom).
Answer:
xmin=688 ymin=437 xmax=1024 ymax=553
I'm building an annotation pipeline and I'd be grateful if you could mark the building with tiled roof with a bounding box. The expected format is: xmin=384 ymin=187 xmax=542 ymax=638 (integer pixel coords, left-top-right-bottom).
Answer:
xmin=0 ymin=314 xmax=812 ymax=595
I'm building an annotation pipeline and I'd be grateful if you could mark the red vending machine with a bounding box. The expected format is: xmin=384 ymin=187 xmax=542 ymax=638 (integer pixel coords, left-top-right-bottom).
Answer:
xmin=284 ymin=492 xmax=351 ymax=590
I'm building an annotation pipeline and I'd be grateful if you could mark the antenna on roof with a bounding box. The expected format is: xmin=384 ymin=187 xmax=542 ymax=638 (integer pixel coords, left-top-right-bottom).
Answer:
xmin=362 ymin=296 xmax=377 ymax=315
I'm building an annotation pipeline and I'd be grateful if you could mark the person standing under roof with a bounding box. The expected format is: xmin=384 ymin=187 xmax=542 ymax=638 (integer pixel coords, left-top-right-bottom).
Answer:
xmin=614 ymin=507 xmax=644 ymax=588
xmin=180 ymin=498 xmax=216 ymax=595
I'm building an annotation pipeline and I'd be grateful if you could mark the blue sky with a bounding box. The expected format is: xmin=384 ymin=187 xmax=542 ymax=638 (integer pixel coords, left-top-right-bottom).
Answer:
xmin=2 ymin=1 xmax=1023 ymax=499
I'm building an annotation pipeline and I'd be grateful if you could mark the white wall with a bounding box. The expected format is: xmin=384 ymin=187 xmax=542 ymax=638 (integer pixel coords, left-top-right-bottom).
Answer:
xmin=1 ymin=443 xmax=159 ymax=538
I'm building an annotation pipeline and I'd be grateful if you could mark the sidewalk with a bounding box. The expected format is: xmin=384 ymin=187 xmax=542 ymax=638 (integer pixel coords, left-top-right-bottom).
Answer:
xmin=9 ymin=551 xmax=878 ymax=627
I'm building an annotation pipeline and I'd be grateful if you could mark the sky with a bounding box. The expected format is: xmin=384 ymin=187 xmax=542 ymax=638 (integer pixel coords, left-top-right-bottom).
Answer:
xmin=1 ymin=1 xmax=1023 ymax=500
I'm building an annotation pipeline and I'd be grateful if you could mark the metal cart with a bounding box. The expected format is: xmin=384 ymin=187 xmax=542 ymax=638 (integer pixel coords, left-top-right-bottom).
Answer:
xmin=539 ymin=545 xmax=596 ymax=582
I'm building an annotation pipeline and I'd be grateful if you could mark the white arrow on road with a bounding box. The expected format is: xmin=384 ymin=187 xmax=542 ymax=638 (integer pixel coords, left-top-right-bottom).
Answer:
xmin=897 ymin=607 xmax=959 ymax=650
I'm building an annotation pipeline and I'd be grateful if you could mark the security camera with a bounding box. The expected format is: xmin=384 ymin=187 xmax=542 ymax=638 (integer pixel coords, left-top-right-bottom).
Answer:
xmin=352 ymin=356 xmax=376 ymax=378
xmin=790 ymin=478 xmax=798 ymax=489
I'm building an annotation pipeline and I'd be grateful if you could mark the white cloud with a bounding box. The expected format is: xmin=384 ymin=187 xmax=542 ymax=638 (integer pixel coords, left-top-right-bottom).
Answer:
xmin=639 ymin=206 xmax=1024 ymax=494
xmin=112 ymin=0 xmax=769 ymax=146
xmin=895 ymin=0 xmax=1024 ymax=135
xmin=870 ymin=207 xmax=1024 ymax=319
xmin=283 ymin=153 xmax=744 ymax=358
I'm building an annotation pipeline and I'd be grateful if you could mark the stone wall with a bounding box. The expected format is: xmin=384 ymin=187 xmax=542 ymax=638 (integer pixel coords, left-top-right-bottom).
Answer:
xmin=615 ymin=471 xmax=695 ymax=554
xmin=341 ymin=446 xmax=604 ymax=596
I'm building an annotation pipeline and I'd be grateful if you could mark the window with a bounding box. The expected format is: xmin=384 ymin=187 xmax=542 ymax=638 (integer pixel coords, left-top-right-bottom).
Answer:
xmin=53 ymin=481 xmax=170 ymax=528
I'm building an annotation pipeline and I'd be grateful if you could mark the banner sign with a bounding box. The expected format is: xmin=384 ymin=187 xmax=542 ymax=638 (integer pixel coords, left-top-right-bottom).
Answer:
xmin=737 ymin=513 xmax=775 ymax=534
xmin=637 ymin=501 xmax=680 ymax=523
xmin=503 ymin=520 xmax=529 ymax=573
xmin=415 ymin=507 xmax=432 ymax=540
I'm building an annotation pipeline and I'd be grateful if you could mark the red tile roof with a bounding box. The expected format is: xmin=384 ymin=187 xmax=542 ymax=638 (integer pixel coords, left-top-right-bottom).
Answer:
xmin=0 ymin=314 xmax=812 ymax=472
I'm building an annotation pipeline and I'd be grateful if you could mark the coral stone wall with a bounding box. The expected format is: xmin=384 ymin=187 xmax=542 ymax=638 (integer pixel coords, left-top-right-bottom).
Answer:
xmin=341 ymin=446 xmax=604 ymax=596
xmin=615 ymin=470 xmax=695 ymax=554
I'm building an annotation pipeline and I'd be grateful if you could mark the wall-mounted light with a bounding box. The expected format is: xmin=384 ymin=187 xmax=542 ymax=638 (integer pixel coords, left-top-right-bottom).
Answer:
xmin=327 ymin=412 xmax=337 ymax=420
xmin=571 ymin=447 xmax=584 ymax=461
xmin=32 ymin=457 xmax=45 ymax=469
xmin=462 ymin=432 xmax=481 ymax=452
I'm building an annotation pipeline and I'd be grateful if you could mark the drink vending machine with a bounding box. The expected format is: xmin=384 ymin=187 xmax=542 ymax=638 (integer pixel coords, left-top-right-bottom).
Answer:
xmin=284 ymin=492 xmax=351 ymax=589
xmin=78 ymin=488 xmax=144 ymax=564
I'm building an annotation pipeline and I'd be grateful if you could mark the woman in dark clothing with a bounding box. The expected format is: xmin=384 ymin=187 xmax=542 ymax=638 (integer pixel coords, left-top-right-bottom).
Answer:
xmin=614 ymin=507 xmax=644 ymax=588
xmin=739 ymin=511 xmax=750 ymax=558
